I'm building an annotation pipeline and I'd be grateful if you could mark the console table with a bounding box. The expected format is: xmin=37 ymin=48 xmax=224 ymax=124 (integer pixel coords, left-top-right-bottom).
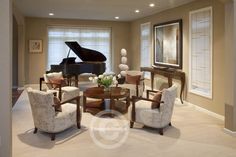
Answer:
xmin=140 ymin=67 xmax=185 ymax=104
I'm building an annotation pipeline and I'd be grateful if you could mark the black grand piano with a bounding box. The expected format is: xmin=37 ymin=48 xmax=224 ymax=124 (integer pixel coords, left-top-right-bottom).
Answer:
xmin=50 ymin=41 xmax=106 ymax=75
xmin=40 ymin=41 xmax=106 ymax=89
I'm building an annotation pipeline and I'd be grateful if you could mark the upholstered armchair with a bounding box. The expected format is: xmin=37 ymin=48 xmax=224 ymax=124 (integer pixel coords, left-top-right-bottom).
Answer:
xmin=118 ymin=70 xmax=145 ymax=97
xmin=27 ymin=88 xmax=82 ymax=140
xmin=128 ymin=85 xmax=177 ymax=135
xmin=41 ymin=72 xmax=80 ymax=101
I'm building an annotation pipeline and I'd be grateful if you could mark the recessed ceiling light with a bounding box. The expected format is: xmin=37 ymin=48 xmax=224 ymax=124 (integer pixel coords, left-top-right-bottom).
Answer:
xmin=115 ymin=16 xmax=119 ymax=19
xmin=49 ymin=13 xmax=54 ymax=16
xmin=135 ymin=10 xmax=140 ymax=13
xmin=149 ymin=3 xmax=155 ymax=7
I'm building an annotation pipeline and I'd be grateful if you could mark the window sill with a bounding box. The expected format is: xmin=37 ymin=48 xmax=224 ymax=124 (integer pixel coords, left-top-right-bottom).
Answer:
xmin=189 ymin=89 xmax=212 ymax=100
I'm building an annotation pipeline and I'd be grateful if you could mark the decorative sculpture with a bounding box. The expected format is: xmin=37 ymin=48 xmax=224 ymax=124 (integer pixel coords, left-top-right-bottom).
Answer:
xmin=119 ymin=48 xmax=129 ymax=76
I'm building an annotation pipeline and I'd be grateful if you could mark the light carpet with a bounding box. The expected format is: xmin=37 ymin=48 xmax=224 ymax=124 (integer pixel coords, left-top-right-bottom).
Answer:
xmin=12 ymin=90 xmax=236 ymax=157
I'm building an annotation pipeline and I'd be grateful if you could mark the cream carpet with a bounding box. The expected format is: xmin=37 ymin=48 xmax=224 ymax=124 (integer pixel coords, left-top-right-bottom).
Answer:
xmin=12 ymin=90 xmax=236 ymax=157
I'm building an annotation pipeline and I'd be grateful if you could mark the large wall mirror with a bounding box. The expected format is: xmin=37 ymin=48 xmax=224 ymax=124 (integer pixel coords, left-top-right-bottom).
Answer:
xmin=153 ymin=19 xmax=183 ymax=69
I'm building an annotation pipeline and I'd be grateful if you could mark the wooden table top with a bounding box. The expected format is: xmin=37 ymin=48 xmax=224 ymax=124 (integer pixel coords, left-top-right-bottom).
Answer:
xmin=83 ymin=87 xmax=129 ymax=99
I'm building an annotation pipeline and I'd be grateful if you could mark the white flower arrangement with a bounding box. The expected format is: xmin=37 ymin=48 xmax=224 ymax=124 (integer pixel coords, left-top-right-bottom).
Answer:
xmin=89 ymin=74 xmax=121 ymax=89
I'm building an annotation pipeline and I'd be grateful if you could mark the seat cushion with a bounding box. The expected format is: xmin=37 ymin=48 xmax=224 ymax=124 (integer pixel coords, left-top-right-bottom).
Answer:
xmin=53 ymin=103 xmax=79 ymax=133
xmin=61 ymin=86 xmax=80 ymax=101
xmin=128 ymin=100 xmax=162 ymax=128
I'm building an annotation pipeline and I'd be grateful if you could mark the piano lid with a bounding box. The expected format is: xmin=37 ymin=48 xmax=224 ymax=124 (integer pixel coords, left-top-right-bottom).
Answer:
xmin=65 ymin=41 xmax=107 ymax=62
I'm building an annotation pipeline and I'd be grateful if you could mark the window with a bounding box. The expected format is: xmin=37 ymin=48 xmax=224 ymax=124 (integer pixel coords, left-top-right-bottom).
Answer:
xmin=47 ymin=27 xmax=111 ymax=72
xmin=140 ymin=22 xmax=152 ymax=78
xmin=189 ymin=7 xmax=212 ymax=98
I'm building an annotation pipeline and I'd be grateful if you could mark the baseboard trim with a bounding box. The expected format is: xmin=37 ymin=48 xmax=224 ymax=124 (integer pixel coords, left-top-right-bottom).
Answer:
xmin=223 ymin=128 xmax=236 ymax=136
xmin=176 ymin=98 xmax=224 ymax=121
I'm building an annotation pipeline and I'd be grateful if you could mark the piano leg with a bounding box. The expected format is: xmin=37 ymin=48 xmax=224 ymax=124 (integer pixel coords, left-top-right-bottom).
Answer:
xmin=75 ymin=75 xmax=78 ymax=87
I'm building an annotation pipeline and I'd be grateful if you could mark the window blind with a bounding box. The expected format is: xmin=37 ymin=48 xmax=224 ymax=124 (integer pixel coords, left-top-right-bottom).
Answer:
xmin=140 ymin=22 xmax=151 ymax=79
xmin=47 ymin=27 xmax=111 ymax=72
xmin=189 ymin=7 xmax=212 ymax=98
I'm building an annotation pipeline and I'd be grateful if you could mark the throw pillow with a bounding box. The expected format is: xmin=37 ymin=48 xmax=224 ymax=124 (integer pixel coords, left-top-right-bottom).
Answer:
xmin=46 ymin=72 xmax=66 ymax=88
xmin=125 ymin=74 xmax=141 ymax=85
xmin=53 ymin=96 xmax=62 ymax=112
xmin=151 ymin=91 xmax=162 ymax=109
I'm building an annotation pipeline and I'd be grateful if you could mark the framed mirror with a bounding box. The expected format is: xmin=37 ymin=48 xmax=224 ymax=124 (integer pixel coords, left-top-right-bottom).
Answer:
xmin=153 ymin=19 xmax=183 ymax=69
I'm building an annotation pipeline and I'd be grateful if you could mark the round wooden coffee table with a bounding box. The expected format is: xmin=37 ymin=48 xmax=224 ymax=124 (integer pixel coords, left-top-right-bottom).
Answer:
xmin=83 ymin=87 xmax=130 ymax=114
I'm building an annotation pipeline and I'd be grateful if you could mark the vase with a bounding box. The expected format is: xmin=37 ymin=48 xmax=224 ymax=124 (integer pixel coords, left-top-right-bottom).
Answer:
xmin=103 ymin=86 xmax=110 ymax=92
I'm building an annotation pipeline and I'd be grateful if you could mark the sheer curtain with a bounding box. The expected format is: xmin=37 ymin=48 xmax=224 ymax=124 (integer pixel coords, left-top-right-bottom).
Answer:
xmin=47 ymin=27 xmax=111 ymax=72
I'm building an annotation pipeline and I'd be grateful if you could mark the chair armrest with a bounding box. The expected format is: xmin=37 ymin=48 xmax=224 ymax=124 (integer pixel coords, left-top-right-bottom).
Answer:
xmin=60 ymin=96 xmax=80 ymax=105
xmin=132 ymin=96 xmax=163 ymax=104
xmin=41 ymin=78 xmax=63 ymax=89
xmin=146 ymin=89 xmax=161 ymax=99
xmin=135 ymin=78 xmax=145 ymax=86
xmin=45 ymin=82 xmax=62 ymax=88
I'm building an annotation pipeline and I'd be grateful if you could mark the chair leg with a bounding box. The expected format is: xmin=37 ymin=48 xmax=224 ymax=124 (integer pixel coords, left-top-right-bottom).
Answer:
xmin=77 ymin=122 xmax=81 ymax=129
xmin=169 ymin=122 xmax=172 ymax=126
xmin=130 ymin=121 xmax=134 ymax=128
xmin=51 ymin=133 xmax=55 ymax=141
xmin=159 ymin=128 xmax=164 ymax=135
xmin=33 ymin=127 xmax=38 ymax=134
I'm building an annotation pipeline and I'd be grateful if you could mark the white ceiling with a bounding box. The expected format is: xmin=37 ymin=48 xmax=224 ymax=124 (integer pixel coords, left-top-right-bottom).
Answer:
xmin=14 ymin=0 xmax=196 ymax=21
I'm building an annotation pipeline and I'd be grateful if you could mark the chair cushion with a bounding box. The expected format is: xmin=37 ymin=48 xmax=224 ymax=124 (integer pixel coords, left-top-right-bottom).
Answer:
xmin=151 ymin=91 xmax=162 ymax=109
xmin=54 ymin=103 xmax=79 ymax=133
xmin=133 ymin=100 xmax=161 ymax=126
xmin=61 ymin=86 xmax=80 ymax=101
xmin=125 ymin=74 xmax=141 ymax=85
xmin=45 ymin=72 xmax=66 ymax=88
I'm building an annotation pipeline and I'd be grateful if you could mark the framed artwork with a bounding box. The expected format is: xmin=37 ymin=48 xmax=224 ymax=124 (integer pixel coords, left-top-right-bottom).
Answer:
xmin=153 ymin=19 xmax=183 ymax=69
xmin=29 ymin=40 xmax=42 ymax=53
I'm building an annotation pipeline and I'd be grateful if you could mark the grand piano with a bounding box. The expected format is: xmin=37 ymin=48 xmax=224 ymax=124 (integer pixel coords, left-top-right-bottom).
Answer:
xmin=40 ymin=41 xmax=106 ymax=89
xmin=50 ymin=41 xmax=106 ymax=75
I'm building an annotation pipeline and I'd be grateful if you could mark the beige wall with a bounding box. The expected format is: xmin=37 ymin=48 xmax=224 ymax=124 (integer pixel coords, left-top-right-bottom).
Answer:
xmin=233 ymin=0 xmax=236 ymax=132
xmin=22 ymin=0 xmax=235 ymax=117
xmin=13 ymin=16 xmax=18 ymax=87
xmin=13 ymin=5 xmax=25 ymax=87
xmin=224 ymin=0 xmax=236 ymax=131
xmin=130 ymin=0 xmax=226 ymax=115
xmin=25 ymin=18 xmax=131 ymax=84
xmin=0 ymin=0 xmax=12 ymax=156
xmin=224 ymin=1 xmax=234 ymax=108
